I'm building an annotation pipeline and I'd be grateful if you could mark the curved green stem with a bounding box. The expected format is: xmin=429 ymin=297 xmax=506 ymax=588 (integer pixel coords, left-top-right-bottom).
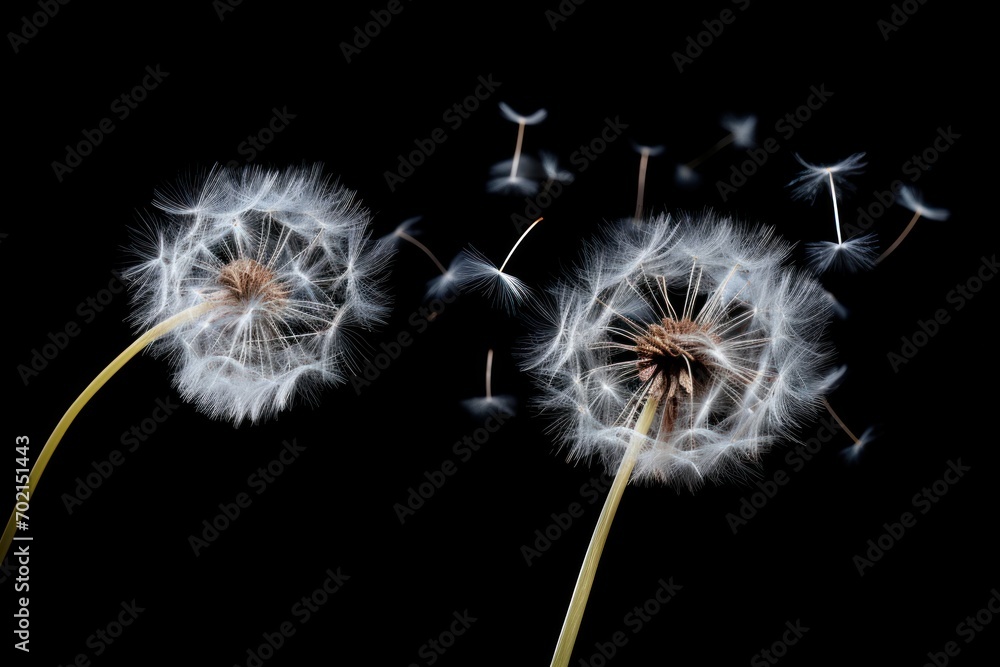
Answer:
xmin=550 ymin=395 xmax=661 ymax=667
xmin=1 ymin=301 xmax=218 ymax=564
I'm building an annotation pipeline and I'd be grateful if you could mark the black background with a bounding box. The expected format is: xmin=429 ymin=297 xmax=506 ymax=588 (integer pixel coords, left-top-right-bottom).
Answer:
xmin=4 ymin=1 xmax=994 ymax=665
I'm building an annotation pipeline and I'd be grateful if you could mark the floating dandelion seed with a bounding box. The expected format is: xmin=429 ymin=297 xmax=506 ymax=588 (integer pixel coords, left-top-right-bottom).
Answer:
xmin=676 ymin=114 xmax=756 ymax=185
xmin=384 ymin=216 xmax=464 ymax=302
xmin=789 ymin=153 xmax=878 ymax=273
xmin=388 ymin=216 xmax=448 ymax=275
xmin=523 ymin=213 xmax=834 ymax=667
xmin=488 ymin=102 xmax=548 ymax=194
xmin=461 ymin=348 xmax=517 ymax=417
xmin=876 ymin=185 xmax=950 ymax=264
xmin=540 ymin=150 xmax=574 ymax=191
xmin=823 ymin=397 xmax=875 ymax=462
xmin=425 ymin=254 xmax=466 ymax=301
xmin=1 ymin=164 xmax=393 ymax=563
xmin=459 ymin=217 xmax=544 ymax=312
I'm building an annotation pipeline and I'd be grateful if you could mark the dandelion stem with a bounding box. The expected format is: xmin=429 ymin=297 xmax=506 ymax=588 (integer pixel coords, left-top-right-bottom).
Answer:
xmin=875 ymin=211 xmax=921 ymax=265
xmin=485 ymin=348 xmax=494 ymax=401
xmin=634 ymin=149 xmax=651 ymax=222
xmin=510 ymin=121 xmax=527 ymax=181
xmin=550 ymin=394 xmax=661 ymax=667
xmin=0 ymin=300 xmax=219 ymax=564
xmin=396 ymin=230 xmax=448 ymax=275
xmin=828 ymin=171 xmax=843 ymax=245
xmin=498 ymin=217 xmax=544 ymax=274
xmin=822 ymin=397 xmax=862 ymax=444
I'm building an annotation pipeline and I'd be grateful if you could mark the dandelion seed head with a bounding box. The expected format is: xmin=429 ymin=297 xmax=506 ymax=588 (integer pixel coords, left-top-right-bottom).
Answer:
xmin=125 ymin=164 xmax=394 ymax=425
xmin=522 ymin=213 xmax=834 ymax=489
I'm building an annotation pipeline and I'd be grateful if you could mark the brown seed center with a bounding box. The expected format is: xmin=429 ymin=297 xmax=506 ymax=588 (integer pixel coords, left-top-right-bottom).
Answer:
xmin=217 ymin=258 xmax=288 ymax=304
xmin=635 ymin=318 xmax=715 ymax=401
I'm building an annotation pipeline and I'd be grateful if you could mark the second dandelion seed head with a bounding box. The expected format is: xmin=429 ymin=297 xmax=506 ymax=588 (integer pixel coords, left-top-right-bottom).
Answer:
xmin=523 ymin=213 xmax=834 ymax=490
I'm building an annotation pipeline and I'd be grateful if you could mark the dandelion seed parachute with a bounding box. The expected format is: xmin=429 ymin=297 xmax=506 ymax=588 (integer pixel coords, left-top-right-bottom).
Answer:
xmin=457 ymin=246 xmax=533 ymax=312
xmin=722 ymin=114 xmax=758 ymax=149
xmin=788 ymin=152 xmax=867 ymax=203
xmin=499 ymin=102 xmax=548 ymax=126
xmin=789 ymin=152 xmax=878 ymax=273
xmin=487 ymin=157 xmax=543 ymax=195
xmin=805 ymin=237 xmax=879 ymax=273
xmin=457 ymin=217 xmax=544 ymax=313
xmin=425 ymin=254 xmax=466 ymax=300
xmin=540 ymin=151 xmax=574 ymax=185
xmin=840 ymin=427 xmax=876 ymax=462
xmin=898 ymin=185 xmax=950 ymax=221
xmin=491 ymin=102 xmax=547 ymax=195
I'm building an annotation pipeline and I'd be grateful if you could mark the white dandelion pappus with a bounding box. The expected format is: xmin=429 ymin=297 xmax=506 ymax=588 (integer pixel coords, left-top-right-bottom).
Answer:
xmin=898 ymin=185 xmax=950 ymax=221
xmin=425 ymin=254 xmax=466 ymax=301
xmin=788 ymin=152 xmax=867 ymax=203
xmin=525 ymin=213 xmax=834 ymax=667
xmin=487 ymin=156 xmax=543 ymax=195
xmin=126 ymin=164 xmax=394 ymax=424
xmin=722 ymin=113 xmax=757 ymax=149
xmin=540 ymin=150 xmax=574 ymax=185
xmin=457 ymin=217 xmax=545 ymax=313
